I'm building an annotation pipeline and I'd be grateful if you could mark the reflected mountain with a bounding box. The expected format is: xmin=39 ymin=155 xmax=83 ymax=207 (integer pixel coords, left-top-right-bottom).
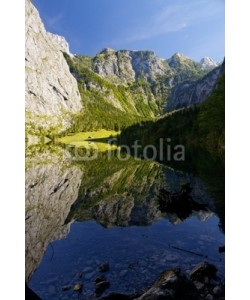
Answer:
xmin=65 ymin=159 xmax=164 ymax=227
xmin=65 ymin=152 xmax=215 ymax=228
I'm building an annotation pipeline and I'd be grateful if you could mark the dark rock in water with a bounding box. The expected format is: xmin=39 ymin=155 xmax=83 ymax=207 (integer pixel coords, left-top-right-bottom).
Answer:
xmin=189 ymin=262 xmax=218 ymax=282
xmin=95 ymin=280 xmax=110 ymax=295
xmin=96 ymin=263 xmax=224 ymax=300
xmin=99 ymin=262 xmax=110 ymax=272
xmin=76 ymin=271 xmax=83 ymax=278
xmin=95 ymin=275 xmax=107 ymax=284
xmin=212 ymin=284 xmax=225 ymax=297
xmin=99 ymin=292 xmax=132 ymax=300
xmin=114 ymin=263 xmax=224 ymax=300
xmin=135 ymin=268 xmax=199 ymax=300
xmin=25 ymin=284 xmax=41 ymax=300
xmin=193 ymin=280 xmax=205 ymax=291
xmin=61 ymin=284 xmax=71 ymax=291
xmin=95 ymin=273 xmax=110 ymax=295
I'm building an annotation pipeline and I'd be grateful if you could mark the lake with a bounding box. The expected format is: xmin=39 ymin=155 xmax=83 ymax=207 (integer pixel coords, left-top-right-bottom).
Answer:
xmin=25 ymin=138 xmax=225 ymax=299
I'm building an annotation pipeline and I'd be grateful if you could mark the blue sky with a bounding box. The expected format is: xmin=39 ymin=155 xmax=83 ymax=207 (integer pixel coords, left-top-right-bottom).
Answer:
xmin=33 ymin=0 xmax=225 ymax=62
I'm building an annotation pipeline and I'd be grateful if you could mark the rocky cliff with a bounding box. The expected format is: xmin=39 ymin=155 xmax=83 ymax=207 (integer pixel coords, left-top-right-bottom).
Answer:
xmin=25 ymin=0 xmax=82 ymax=138
xmin=92 ymin=48 xmax=170 ymax=84
xmin=165 ymin=63 xmax=223 ymax=112
xmin=47 ymin=32 xmax=73 ymax=58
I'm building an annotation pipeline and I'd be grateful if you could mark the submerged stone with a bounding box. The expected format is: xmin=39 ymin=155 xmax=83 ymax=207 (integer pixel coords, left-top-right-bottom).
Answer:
xmin=95 ymin=280 xmax=110 ymax=295
xmin=99 ymin=262 xmax=110 ymax=272
xmin=73 ymin=283 xmax=83 ymax=292
xmin=189 ymin=262 xmax=218 ymax=281
xmin=61 ymin=285 xmax=71 ymax=291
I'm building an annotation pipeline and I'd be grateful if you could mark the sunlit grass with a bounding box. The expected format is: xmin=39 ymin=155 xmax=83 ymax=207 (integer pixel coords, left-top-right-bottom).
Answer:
xmin=57 ymin=129 xmax=120 ymax=151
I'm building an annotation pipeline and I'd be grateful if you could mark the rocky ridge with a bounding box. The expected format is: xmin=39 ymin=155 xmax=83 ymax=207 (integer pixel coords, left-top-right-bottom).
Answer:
xmin=68 ymin=48 xmax=221 ymax=121
xmin=92 ymin=48 xmax=170 ymax=84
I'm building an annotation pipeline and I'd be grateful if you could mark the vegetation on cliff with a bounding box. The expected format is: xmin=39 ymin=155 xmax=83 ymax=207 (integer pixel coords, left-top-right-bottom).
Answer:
xmin=120 ymin=70 xmax=225 ymax=155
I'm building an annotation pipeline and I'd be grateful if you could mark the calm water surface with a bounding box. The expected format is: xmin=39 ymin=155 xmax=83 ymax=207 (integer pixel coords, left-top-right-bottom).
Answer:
xmin=26 ymin=145 xmax=225 ymax=299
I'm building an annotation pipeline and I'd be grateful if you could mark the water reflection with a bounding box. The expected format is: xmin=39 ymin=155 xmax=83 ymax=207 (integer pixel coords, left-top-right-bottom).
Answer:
xmin=25 ymin=145 xmax=224 ymax=299
xmin=25 ymin=145 xmax=83 ymax=281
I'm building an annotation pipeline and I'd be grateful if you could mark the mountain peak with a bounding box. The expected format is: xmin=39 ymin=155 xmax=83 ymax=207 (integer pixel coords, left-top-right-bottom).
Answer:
xmin=174 ymin=52 xmax=185 ymax=57
xmin=172 ymin=52 xmax=188 ymax=59
xmin=168 ymin=52 xmax=190 ymax=65
xmin=100 ymin=48 xmax=115 ymax=54
xmin=200 ymin=57 xmax=218 ymax=70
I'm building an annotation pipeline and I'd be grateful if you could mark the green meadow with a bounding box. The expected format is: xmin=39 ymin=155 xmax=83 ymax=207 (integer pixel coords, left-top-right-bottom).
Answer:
xmin=57 ymin=129 xmax=120 ymax=151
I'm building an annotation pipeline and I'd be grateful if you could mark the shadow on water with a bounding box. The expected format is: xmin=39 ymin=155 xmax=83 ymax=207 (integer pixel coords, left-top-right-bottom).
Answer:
xmin=26 ymin=143 xmax=224 ymax=299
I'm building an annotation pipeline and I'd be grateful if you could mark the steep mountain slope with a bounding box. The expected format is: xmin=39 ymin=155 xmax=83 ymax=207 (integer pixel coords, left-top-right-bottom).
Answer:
xmin=25 ymin=0 xmax=82 ymax=138
xmin=121 ymin=62 xmax=225 ymax=154
xmin=165 ymin=63 xmax=223 ymax=112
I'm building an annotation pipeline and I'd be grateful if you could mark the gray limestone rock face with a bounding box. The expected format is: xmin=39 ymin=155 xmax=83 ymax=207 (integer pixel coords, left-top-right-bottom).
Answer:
xmin=129 ymin=50 xmax=168 ymax=82
xmin=25 ymin=0 xmax=82 ymax=134
xmin=47 ymin=32 xmax=73 ymax=57
xmin=93 ymin=49 xmax=169 ymax=84
xmin=93 ymin=48 xmax=136 ymax=84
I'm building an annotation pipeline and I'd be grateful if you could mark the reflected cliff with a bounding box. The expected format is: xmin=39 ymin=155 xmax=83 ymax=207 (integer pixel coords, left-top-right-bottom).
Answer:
xmin=25 ymin=145 xmax=83 ymax=281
